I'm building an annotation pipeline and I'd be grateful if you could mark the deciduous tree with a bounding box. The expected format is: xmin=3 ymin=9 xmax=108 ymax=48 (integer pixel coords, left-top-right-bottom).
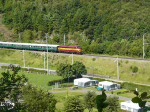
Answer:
xmin=22 ymin=84 xmax=57 ymax=112
xmin=72 ymin=61 xmax=87 ymax=78
xmin=0 ymin=65 xmax=28 ymax=111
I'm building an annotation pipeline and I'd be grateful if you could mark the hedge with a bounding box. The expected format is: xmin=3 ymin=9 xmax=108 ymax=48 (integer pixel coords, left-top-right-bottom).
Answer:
xmin=121 ymin=82 xmax=150 ymax=94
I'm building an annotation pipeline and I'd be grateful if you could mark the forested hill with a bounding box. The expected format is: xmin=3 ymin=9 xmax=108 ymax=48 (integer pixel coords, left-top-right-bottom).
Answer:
xmin=0 ymin=0 xmax=150 ymax=57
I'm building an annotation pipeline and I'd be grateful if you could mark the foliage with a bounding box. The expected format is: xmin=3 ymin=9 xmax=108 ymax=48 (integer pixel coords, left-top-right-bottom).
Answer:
xmin=56 ymin=61 xmax=87 ymax=79
xmin=132 ymin=91 xmax=150 ymax=109
xmin=131 ymin=66 xmax=138 ymax=74
xmin=0 ymin=64 xmax=28 ymax=111
xmin=72 ymin=61 xmax=87 ymax=78
xmin=60 ymin=83 xmax=74 ymax=88
xmin=56 ymin=63 xmax=73 ymax=79
xmin=84 ymin=91 xmax=96 ymax=112
xmin=1 ymin=0 xmax=150 ymax=57
xmin=96 ymin=90 xmax=107 ymax=112
xmin=22 ymin=84 xmax=57 ymax=112
xmin=48 ymin=79 xmax=63 ymax=86
xmin=103 ymin=96 xmax=120 ymax=112
xmin=64 ymin=96 xmax=84 ymax=112
xmin=121 ymin=82 xmax=150 ymax=94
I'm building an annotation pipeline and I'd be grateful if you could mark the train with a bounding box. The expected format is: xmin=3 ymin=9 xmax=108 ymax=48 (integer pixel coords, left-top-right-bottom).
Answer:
xmin=0 ymin=41 xmax=82 ymax=54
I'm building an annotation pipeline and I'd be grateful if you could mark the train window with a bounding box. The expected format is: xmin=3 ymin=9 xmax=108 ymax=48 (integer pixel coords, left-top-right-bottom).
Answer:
xmin=77 ymin=46 xmax=81 ymax=48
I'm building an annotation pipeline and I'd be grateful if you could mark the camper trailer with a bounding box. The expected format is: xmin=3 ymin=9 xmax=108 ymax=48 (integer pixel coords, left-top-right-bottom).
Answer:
xmin=120 ymin=101 xmax=150 ymax=112
xmin=74 ymin=78 xmax=98 ymax=88
xmin=74 ymin=78 xmax=91 ymax=87
xmin=98 ymin=81 xmax=120 ymax=91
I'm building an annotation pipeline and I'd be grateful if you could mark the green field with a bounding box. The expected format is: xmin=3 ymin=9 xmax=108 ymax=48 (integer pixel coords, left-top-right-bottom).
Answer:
xmin=0 ymin=49 xmax=150 ymax=85
xmin=0 ymin=69 xmax=62 ymax=90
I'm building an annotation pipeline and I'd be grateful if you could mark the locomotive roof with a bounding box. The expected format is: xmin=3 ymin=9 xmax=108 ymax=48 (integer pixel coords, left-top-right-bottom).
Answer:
xmin=59 ymin=46 xmax=81 ymax=48
xmin=0 ymin=41 xmax=59 ymax=47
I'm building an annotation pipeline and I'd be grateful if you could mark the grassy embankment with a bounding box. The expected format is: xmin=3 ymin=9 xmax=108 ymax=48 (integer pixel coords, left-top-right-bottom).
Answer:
xmin=0 ymin=49 xmax=150 ymax=85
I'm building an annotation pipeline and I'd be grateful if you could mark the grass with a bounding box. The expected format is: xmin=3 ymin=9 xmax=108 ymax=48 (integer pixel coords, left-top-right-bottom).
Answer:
xmin=0 ymin=69 xmax=62 ymax=90
xmin=0 ymin=49 xmax=150 ymax=85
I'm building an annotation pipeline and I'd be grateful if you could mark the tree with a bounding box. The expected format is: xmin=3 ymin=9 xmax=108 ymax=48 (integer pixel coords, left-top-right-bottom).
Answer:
xmin=96 ymin=90 xmax=107 ymax=112
xmin=56 ymin=63 xmax=73 ymax=80
xmin=72 ymin=61 xmax=87 ymax=78
xmin=84 ymin=91 xmax=96 ymax=112
xmin=103 ymin=96 xmax=120 ymax=112
xmin=21 ymin=84 xmax=57 ymax=112
xmin=0 ymin=64 xmax=28 ymax=111
xmin=64 ymin=96 xmax=84 ymax=112
xmin=132 ymin=90 xmax=150 ymax=112
xmin=56 ymin=62 xmax=87 ymax=79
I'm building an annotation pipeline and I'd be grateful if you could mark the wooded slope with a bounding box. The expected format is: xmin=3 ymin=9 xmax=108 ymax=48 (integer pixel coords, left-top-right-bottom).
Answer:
xmin=0 ymin=0 xmax=150 ymax=57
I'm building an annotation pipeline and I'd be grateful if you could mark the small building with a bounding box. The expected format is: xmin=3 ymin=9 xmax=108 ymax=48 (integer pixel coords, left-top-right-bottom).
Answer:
xmin=98 ymin=81 xmax=120 ymax=91
xmin=120 ymin=101 xmax=148 ymax=112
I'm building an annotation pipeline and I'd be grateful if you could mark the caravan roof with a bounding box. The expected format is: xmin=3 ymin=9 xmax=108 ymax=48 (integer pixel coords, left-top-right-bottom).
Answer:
xmin=121 ymin=101 xmax=140 ymax=110
xmin=74 ymin=78 xmax=90 ymax=82
xmin=99 ymin=81 xmax=115 ymax=86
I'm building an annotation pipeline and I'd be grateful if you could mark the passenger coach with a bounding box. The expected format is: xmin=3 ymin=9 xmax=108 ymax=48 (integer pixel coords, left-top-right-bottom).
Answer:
xmin=0 ymin=41 xmax=82 ymax=54
xmin=0 ymin=41 xmax=59 ymax=52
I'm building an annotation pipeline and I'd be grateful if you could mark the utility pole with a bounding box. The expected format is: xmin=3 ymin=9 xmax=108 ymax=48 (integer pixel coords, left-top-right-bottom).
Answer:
xmin=143 ymin=34 xmax=145 ymax=59
xmin=19 ymin=32 xmax=26 ymax=68
xmin=114 ymin=55 xmax=120 ymax=80
xmin=45 ymin=33 xmax=49 ymax=75
xmin=44 ymin=52 xmax=46 ymax=69
xmin=64 ymin=34 xmax=66 ymax=45
xmin=23 ymin=50 xmax=25 ymax=67
xmin=117 ymin=56 xmax=120 ymax=80
xmin=72 ymin=53 xmax=74 ymax=65
xmin=19 ymin=33 xmax=21 ymax=42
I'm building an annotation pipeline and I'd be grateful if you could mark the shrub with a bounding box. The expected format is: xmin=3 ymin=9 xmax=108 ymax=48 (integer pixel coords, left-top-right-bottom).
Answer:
xmin=121 ymin=82 xmax=150 ymax=94
xmin=48 ymin=79 xmax=62 ymax=86
xmin=61 ymin=83 xmax=74 ymax=88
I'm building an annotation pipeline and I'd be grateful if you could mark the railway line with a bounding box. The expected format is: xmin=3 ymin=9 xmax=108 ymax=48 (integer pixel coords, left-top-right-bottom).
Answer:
xmin=0 ymin=41 xmax=150 ymax=63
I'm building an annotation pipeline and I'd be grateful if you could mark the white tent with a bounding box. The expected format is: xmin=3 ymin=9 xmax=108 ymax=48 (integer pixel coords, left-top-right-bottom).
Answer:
xmin=98 ymin=81 xmax=120 ymax=91
xmin=74 ymin=78 xmax=91 ymax=87
xmin=120 ymin=101 xmax=142 ymax=112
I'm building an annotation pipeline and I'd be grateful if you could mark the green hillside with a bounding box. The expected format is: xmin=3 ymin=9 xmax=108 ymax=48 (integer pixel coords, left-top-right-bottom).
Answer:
xmin=0 ymin=49 xmax=150 ymax=85
xmin=0 ymin=0 xmax=150 ymax=57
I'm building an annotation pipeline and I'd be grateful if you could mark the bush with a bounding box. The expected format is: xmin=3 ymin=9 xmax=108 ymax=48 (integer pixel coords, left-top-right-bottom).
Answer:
xmin=61 ymin=83 xmax=73 ymax=88
xmin=117 ymin=90 xmax=130 ymax=95
xmin=121 ymin=82 xmax=150 ymax=94
xmin=48 ymin=79 xmax=62 ymax=86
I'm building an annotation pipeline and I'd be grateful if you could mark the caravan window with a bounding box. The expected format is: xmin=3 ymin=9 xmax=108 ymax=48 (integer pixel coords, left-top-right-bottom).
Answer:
xmin=128 ymin=107 xmax=132 ymax=111
xmin=99 ymin=84 xmax=102 ymax=86
xmin=133 ymin=109 xmax=138 ymax=112
xmin=121 ymin=105 xmax=126 ymax=110
xmin=84 ymin=82 xmax=91 ymax=87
